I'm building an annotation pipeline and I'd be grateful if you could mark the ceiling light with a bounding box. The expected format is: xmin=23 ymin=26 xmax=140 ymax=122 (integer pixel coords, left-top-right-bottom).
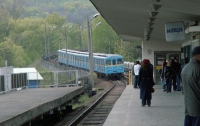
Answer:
xmin=144 ymin=36 xmax=150 ymax=41
xmin=146 ymin=22 xmax=154 ymax=27
xmin=144 ymin=34 xmax=150 ymax=38
xmin=148 ymin=4 xmax=161 ymax=11
xmin=147 ymin=11 xmax=159 ymax=17
xmin=145 ymin=27 xmax=153 ymax=32
xmin=153 ymin=0 xmax=160 ymax=2
xmin=147 ymin=17 xmax=156 ymax=22
xmin=144 ymin=30 xmax=152 ymax=35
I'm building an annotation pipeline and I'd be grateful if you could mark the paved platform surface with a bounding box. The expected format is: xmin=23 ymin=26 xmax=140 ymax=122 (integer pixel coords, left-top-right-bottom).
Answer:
xmin=0 ymin=86 xmax=85 ymax=126
xmin=103 ymin=85 xmax=184 ymax=126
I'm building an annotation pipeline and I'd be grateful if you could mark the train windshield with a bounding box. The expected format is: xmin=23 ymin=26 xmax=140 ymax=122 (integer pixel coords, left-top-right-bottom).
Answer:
xmin=117 ymin=59 xmax=123 ymax=64
xmin=106 ymin=59 xmax=111 ymax=66
xmin=112 ymin=59 xmax=116 ymax=65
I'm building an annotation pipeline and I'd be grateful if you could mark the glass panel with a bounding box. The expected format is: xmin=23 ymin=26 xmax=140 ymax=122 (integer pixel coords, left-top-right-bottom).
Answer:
xmin=106 ymin=59 xmax=111 ymax=65
xmin=117 ymin=59 xmax=123 ymax=64
xmin=112 ymin=59 xmax=116 ymax=65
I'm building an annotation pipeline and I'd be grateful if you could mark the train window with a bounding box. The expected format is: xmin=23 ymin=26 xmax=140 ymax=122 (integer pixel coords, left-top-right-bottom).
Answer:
xmin=106 ymin=59 xmax=111 ymax=65
xmin=117 ymin=59 xmax=123 ymax=64
xmin=112 ymin=59 xmax=116 ymax=65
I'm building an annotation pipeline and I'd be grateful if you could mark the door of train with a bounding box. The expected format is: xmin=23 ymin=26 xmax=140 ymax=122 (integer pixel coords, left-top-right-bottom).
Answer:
xmin=154 ymin=52 xmax=180 ymax=85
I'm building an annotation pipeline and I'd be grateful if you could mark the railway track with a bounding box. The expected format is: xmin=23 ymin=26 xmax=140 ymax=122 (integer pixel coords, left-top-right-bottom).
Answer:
xmin=68 ymin=80 xmax=126 ymax=126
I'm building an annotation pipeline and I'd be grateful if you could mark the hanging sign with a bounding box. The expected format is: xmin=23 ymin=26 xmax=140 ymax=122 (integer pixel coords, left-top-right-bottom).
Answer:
xmin=165 ymin=21 xmax=185 ymax=42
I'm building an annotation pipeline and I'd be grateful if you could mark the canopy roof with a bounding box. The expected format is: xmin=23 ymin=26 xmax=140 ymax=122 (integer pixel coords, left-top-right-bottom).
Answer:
xmin=13 ymin=68 xmax=43 ymax=80
xmin=90 ymin=0 xmax=200 ymax=42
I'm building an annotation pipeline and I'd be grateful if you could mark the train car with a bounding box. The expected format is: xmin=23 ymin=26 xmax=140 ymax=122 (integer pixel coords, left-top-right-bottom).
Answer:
xmin=124 ymin=62 xmax=135 ymax=72
xmin=58 ymin=49 xmax=124 ymax=78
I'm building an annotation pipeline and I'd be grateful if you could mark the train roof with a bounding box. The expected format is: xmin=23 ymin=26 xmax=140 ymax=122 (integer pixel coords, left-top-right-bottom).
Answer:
xmin=58 ymin=49 xmax=123 ymax=58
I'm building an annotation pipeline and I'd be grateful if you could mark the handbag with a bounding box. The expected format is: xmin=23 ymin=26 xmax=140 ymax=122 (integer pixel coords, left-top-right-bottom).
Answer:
xmin=151 ymin=87 xmax=155 ymax=93
xmin=161 ymin=79 xmax=166 ymax=85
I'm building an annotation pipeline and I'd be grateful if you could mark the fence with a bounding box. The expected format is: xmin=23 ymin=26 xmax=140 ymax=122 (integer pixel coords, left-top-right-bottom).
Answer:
xmin=0 ymin=59 xmax=89 ymax=94
xmin=0 ymin=70 xmax=89 ymax=94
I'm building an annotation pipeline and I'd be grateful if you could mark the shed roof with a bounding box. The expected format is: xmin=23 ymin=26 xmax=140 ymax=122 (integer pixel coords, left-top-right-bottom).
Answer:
xmin=13 ymin=68 xmax=43 ymax=80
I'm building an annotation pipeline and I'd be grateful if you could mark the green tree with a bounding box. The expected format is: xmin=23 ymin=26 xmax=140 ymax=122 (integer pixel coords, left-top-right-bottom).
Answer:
xmin=91 ymin=16 xmax=141 ymax=61
xmin=0 ymin=38 xmax=30 ymax=67
xmin=92 ymin=16 xmax=121 ymax=53
xmin=8 ymin=18 xmax=47 ymax=62
xmin=0 ymin=0 xmax=25 ymax=20
xmin=46 ymin=12 xmax=66 ymax=28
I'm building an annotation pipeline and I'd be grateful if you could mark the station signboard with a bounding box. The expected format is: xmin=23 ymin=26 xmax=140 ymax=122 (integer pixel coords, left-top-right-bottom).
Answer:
xmin=165 ymin=21 xmax=185 ymax=42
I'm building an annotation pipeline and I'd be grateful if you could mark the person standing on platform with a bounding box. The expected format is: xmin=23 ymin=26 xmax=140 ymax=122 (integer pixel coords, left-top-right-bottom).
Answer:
xmin=171 ymin=58 xmax=177 ymax=91
xmin=160 ymin=61 xmax=167 ymax=92
xmin=133 ymin=61 xmax=141 ymax=88
xmin=164 ymin=59 xmax=173 ymax=93
xmin=180 ymin=57 xmax=189 ymax=74
xmin=174 ymin=59 xmax=181 ymax=91
xmin=138 ymin=59 xmax=154 ymax=107
xmin=181 ymin=46 xmax=200 ymax=126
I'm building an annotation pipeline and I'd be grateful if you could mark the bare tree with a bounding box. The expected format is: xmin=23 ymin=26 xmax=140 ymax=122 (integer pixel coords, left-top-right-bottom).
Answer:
xmin=0 ymin=0 xmax=25 ymax=20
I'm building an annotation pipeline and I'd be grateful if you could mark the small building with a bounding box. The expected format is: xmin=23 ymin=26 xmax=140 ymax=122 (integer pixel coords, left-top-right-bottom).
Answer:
xmin=13 ymin=68 xmax=43 ymax=88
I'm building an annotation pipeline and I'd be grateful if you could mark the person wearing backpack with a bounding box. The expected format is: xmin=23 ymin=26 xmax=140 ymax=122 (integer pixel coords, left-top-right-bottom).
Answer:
xmin=164 ymin=59 xmax=173 ymax=93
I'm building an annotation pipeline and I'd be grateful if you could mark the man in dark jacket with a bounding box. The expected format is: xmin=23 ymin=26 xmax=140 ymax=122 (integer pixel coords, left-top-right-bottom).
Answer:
xmin=181 ymin=46 xmax=200 ymax=126
xmin=171 ymin=59 xmax=177 ymax=91
xmin=174 ymin=59 xmax=181 ymax=91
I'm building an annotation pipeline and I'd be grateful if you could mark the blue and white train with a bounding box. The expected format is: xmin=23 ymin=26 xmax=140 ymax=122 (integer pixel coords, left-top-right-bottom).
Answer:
xmin=58 ymin=49 xmax=124 ymax=78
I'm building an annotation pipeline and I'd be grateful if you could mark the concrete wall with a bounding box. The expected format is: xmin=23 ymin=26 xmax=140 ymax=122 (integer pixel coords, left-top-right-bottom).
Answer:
xmin=142 ymin=39 xmax=182 ymax=81
xmin=142 ymin=39 xmax=181 ymax=66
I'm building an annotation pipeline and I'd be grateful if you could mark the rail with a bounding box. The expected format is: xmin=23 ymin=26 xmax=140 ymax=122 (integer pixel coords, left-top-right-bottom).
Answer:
xmin=68 ymin=80 xmax=117 ymax=126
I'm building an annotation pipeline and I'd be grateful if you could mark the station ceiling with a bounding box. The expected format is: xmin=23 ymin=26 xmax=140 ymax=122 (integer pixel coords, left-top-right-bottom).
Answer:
xmin=90 ymin=0 xmax=200 ymax=42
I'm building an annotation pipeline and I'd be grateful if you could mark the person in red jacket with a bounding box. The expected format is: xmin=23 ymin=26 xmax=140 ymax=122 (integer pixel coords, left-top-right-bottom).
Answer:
xmin=138 ymin=59 xmax=154 ymax=107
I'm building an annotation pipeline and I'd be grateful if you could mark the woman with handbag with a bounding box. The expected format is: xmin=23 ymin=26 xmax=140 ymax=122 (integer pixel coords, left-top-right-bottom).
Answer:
xmin=138 ymin=59 xmax=154 ymax=107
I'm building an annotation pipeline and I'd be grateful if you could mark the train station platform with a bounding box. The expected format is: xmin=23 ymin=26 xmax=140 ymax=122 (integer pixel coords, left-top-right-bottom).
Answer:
xmin=103 ymin=85 xmax=184 ymax=126
xmin=0 ymin=86 xmax=86 ymax=126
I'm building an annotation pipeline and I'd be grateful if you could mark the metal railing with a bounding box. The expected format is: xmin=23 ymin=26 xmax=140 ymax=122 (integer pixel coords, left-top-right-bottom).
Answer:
xmin=0 ymin=58 xmax=89 ymax=94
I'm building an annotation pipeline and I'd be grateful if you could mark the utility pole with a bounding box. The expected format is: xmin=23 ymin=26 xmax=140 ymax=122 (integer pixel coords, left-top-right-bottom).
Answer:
xmin=58 ymin=28 xmax=61 ymax=50
xmin=48 ymin=27 xmax=50 ymax=56
xmin=44 ymin=26 xmax=47 ymax=57
xmin=87 ymin=13 xmax=100 ymax=89
xmin=109 ymin=41 xmax=111 ymax=54
xmin=80 ymin=26 xmax=83 ymax=51
xmin=64 ymin=27 xmax=68 ymax=65
xmin=87 ymin=14 xmax=94 ymax=89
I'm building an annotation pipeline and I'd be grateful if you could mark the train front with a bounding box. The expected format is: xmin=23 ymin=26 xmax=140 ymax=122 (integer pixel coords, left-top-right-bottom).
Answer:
xmin=105 ymin=55 xmax=124 ymax=78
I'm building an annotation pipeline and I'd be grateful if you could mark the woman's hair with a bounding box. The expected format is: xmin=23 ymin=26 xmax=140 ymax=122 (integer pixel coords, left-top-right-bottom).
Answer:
xmin=167 ymin=60 xmax=172 ymax=66
xmin=141 ymin=59 xmax=149 ymax=70
xmin=136 ymin=61 xmax=140 ymax=64
xmin=162 ymin=60 xmax=167 ymax=67
xmin=166 ymin=59 xmax=171 ymax=66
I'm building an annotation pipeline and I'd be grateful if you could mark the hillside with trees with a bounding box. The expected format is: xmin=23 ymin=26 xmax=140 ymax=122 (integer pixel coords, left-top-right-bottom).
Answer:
xmin=0 ymin=0 xmax=141 ymax=67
